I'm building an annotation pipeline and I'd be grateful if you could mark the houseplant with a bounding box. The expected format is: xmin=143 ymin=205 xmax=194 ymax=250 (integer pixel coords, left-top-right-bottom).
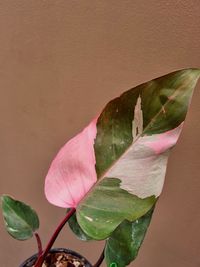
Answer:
xmin=1 ymin=68 xmax=200 ymax=267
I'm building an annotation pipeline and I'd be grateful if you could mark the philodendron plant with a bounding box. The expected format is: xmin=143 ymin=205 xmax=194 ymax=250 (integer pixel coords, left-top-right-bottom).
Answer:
xmin=1 ymin=69 xmax=200 ymax=267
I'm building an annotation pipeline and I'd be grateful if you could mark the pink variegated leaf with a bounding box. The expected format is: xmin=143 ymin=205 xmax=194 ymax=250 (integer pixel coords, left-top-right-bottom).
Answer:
xmin=45 ymin=69 xmax=200 ymax=242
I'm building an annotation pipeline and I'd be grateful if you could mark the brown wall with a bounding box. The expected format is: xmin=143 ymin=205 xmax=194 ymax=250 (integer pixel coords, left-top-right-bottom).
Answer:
xmin=0 ymin=1 xmax=200 ymax=266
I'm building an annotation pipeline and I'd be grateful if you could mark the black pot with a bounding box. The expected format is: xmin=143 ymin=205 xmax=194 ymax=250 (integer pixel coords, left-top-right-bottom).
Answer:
xmin=19 ymin=248 xmax=92 ymax=267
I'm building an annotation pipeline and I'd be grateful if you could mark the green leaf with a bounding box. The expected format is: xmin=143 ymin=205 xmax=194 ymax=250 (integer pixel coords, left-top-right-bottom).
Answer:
xmin=68 ymin=210 xmax=92 ymax=241
xmin=1 ymin=195 xmax=39 ymax=240
xmin=105 ymin=207 xmax=154 ymax=267
xmin=76 ymin=69 xmax=200 ymax=239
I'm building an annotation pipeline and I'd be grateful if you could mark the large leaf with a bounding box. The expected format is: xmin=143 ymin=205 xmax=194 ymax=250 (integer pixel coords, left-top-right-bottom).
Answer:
xmin=45 ymin=68 xmax=200 ymax=240
xmin=105 ymin=207 xmax=154 ymax=267
xmin=1 ymin=195 xmax=39 ymax=240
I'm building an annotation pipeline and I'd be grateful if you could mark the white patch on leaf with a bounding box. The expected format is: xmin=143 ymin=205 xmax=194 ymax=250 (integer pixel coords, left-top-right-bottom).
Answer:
xmin=85 ymin=216 xmax=93 ymax=222
xmin=132 ymin=95 xmax=143 ymax=140
xmin=106 ymin=123 xmax=183 ymax=198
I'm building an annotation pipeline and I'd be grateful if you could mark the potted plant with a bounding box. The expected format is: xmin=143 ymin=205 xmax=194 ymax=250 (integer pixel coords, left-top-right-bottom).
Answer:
xmin=1 ymin=68 xmax=200 ymax=267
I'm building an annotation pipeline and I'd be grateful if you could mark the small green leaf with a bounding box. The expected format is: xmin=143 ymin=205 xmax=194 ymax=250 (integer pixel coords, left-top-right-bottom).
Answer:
xmin=105 ymin=207 xmax=154 ymax=267
xmin=1 ymin=195 xmax=39 ymax=240
xmin=67 ymin=210 xmax=92 ymax=241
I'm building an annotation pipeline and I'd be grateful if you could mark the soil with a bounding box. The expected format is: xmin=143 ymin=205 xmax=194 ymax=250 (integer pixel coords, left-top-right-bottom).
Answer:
xmin=33 ymin=252 xmax=87 ymax=267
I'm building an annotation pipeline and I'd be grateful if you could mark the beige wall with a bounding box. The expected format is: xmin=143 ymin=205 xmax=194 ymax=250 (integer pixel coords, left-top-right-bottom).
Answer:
xmin=0 ymin=1 xmax=200 ymax=266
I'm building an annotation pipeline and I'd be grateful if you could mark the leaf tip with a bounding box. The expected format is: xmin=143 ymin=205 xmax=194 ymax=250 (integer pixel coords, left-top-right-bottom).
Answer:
xmin=1 ymin=194 xmax=10 ymax=207
xmin=185 ymin=68 xmax=200 ymax=82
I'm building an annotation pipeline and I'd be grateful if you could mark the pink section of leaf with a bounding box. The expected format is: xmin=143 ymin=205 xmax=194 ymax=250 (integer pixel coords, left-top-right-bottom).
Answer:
xmin=106 ymin=123 xmax=184 ymax=198
xmin=143 ymin=123 xmax=184 ymax=154
xmin=45 ymin=119 xmax=98 ymax=208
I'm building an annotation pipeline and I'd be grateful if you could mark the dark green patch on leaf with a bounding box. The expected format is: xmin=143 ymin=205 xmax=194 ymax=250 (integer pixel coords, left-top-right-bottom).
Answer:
xmin=105 ymin=207 xmax=155 ymax=267
xmin=94 ymin=69 xmax=200 ymax=177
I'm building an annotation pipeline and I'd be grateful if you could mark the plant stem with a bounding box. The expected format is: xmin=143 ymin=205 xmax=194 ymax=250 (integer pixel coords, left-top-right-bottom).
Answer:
xmin=93 ymin=248 xmax=105 ymax=267
xmin=34 ymin=208 xmax=76 ymax=267
xmin=34 ymin=232 xmax=43 ymax=257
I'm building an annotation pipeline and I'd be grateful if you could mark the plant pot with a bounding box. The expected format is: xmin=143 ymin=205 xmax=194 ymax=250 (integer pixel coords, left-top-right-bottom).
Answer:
xmin=19 ymin=248 xmax=93 ymax=267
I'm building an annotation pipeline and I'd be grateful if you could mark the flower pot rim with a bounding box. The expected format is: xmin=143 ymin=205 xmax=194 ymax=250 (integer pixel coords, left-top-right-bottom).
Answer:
xmin=19 ymin=247 xmax=93 ymax=267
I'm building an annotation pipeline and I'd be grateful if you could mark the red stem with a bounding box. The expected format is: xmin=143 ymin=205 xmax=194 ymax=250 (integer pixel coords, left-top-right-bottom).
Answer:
xmin=34 ymin=233 xmax=43 ymax=257
xmin=34 ymin=208 xmax=76 ymax=267
xmin=93 ymin=248 xmax=104 ymax=267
